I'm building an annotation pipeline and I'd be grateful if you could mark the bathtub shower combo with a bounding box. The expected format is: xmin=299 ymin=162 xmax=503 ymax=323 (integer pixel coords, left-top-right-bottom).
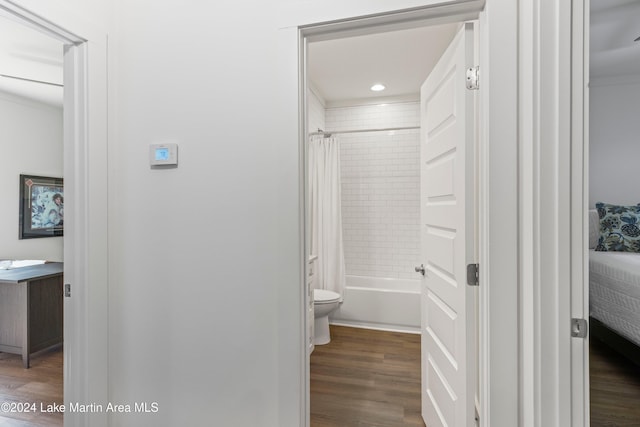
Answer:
xmin=308 ymin=113 xmax=422 ymax=344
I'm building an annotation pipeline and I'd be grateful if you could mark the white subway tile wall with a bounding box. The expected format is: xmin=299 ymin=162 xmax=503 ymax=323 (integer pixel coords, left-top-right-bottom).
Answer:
xmin=326 ymin=102 xmax=421 ymax=280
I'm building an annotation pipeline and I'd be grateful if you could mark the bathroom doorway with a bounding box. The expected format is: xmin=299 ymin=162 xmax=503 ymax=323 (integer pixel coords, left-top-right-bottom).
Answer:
xmin=303 ymin=13 xmax=481 ymax=426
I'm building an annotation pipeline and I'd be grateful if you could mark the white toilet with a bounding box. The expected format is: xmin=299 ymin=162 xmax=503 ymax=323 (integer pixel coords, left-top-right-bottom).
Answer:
xmin=313 ymin=289 xmax=341 ymax=345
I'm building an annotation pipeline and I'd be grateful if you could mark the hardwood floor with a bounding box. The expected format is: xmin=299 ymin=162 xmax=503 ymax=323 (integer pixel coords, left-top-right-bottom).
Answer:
xmin=0 ymin=328 xmax=636 ymax=427
xmin=310 ymin=325 xmax=424 ymax=427
xmin=313 ymin=326 xmax=640 ymax=427
xmin=590 ymin=337 xmax=640 ymax=427
xmin=0 ymin=347 xmax=62 ymax=427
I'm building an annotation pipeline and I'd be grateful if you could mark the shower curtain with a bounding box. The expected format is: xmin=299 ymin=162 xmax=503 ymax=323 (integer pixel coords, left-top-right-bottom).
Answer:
xmin=309 ymin=135 xmax=346 ymax=299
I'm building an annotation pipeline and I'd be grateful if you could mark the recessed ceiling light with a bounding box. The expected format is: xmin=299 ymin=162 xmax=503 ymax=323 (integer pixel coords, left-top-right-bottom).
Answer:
xmin=370 ymin=84 xmax=386 ymax=92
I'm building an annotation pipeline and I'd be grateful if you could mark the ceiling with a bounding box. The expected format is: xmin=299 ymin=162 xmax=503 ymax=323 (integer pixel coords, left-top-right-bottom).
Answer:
xmin=0 ymin=11 xmax=63 ymax=107
xmin=309 ymin=1 xmax=640 ymax=105
xmin=308 ymin=23 xmax=459 ymax=105
xmin=0 ymin=3 xmax=639 ymax=108
xmin=590 ymin=0 xmax=640 ymax=79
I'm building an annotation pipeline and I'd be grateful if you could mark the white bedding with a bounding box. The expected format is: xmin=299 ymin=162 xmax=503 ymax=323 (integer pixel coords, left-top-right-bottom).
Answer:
xmin=589 ymin=249 xmax=640 ymax=346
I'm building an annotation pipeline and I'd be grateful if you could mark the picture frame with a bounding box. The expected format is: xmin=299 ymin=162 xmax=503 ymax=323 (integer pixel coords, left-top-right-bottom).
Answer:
xmin=19 ymin=174 xmax=64 ymax=239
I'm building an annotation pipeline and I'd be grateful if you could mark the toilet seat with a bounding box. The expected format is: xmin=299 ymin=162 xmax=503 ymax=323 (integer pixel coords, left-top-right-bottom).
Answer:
xmin=314 ymin=289 xmax=340 ymax=304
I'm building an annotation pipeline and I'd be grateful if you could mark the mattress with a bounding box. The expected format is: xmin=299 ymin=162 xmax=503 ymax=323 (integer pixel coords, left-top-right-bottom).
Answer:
xmin=589 ymin=250 xmax=640 ymax=346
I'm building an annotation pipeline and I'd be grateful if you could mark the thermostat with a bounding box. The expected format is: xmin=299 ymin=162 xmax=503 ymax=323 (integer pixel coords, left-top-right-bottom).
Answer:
xmin=150 ymin=143 xmax=178 ymax=167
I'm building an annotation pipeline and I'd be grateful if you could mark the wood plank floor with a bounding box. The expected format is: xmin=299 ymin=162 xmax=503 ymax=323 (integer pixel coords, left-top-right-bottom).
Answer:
xmin=0 ymin=329 xmax=637 ymax=427
xmin=590 ymin=337 xmax=640 ymax=427
xmin=313 ymin=326 xmax=640 ymax=427
xmin=310 ymin=325 xmax=424 ymax=427
xmin=0 ymin=347 xmax=63 ymax=427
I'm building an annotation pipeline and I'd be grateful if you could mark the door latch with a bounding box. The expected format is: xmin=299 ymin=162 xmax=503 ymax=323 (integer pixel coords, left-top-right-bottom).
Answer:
xmin=571 ymin=318 xmax=588 ymax=338
xmin=64 ymin=283 xmax=71 ymax=298
xmin=467 ymin=264 xmax=479 ymax=286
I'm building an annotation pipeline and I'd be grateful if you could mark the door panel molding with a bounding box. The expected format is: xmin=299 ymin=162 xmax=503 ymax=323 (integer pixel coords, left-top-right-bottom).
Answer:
xmin=420 ymin=23 xmax=476 ymax=427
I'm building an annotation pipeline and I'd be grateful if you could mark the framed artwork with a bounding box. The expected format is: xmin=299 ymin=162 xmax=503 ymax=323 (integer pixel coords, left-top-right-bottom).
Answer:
xmin=19 ymin=174 xmax=64 ymax=239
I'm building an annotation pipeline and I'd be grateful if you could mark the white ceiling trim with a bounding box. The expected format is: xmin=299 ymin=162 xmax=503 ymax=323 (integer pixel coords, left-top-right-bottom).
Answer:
xmin=0 ymin=7 xmax=64 ymax=106
xmin=325 ymin=93 xmax=420 ymax=109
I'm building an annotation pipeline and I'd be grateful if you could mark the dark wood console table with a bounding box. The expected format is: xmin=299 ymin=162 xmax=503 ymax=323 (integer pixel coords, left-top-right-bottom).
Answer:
xmin=0 ymin=262 xmax=63 ymax=368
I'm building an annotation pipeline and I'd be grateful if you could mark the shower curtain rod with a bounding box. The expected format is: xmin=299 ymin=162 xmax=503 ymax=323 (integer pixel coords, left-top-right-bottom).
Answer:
xmin=309 ymin=126 xmax=420 ymax=137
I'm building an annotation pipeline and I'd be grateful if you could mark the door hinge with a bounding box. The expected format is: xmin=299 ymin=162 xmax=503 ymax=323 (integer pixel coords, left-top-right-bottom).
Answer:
xmin=571 ymin=318 xmax=588 ymax=338
xmin=64 ymin=283 xmax=71 ymax=298
xmin=466 ymin=66 xmax=480 ymax=90
xmin=466 ymin=264 xmax=479 ymax=287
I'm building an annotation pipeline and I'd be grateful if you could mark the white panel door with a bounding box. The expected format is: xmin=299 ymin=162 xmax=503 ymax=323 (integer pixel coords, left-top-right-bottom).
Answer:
xmin=420 ymin=23 xmax=476 ymax=427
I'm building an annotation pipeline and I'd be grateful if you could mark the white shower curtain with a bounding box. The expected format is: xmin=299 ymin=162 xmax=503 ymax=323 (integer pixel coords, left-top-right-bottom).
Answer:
xmin=309 ymin=135 xmax=346 ymax=299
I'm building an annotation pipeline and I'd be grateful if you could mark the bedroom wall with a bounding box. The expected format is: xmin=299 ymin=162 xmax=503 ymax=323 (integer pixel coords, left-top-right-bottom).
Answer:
xmin=0 ymin=91 xmax=63 ymax=261
xmin=590 ymin=79 xmax=640 ymax=207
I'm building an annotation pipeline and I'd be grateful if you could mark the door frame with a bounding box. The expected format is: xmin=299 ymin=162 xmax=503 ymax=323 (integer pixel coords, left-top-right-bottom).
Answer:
xmin=298 ymin=2 xmax=490 ymax=426
xmin=517 ymin=0 xmax=589 ymax=425
xmin=570 ymin=0 xmax=589 ymax=425
xmin=292 ymin=0 xmax=588 ymax=425
xmin=0 ymin=2 xmax=109 ymax=426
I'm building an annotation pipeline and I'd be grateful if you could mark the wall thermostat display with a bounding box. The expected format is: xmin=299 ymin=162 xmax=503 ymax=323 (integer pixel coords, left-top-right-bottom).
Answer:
xmin=150 ymin=143 xmax=178 ymax=166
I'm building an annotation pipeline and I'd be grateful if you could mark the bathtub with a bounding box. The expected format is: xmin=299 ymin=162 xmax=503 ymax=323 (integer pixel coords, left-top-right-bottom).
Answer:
xmin=330 ymin=275 xmax=421 ymax=333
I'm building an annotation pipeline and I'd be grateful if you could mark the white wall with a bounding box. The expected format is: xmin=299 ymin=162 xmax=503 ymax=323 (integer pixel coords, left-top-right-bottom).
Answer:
xmin=108 ymin=4 xmax=284 ymax=425
xmin=590 ymin=79 xmax=640 ymax=207
xmin=327 ymin=101 xmax=420 ymax=279
xmin=0 ymin=92 xmax=63 ymax=261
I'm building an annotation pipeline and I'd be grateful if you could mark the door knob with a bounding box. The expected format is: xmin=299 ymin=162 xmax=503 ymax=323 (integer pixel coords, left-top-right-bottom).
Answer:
xmin=415 ymin=264 xmax=425 ymax=276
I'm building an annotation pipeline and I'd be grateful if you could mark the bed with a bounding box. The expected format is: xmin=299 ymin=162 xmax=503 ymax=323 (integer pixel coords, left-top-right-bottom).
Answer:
xmin=589 ymin=208 xmax=640 ymax=365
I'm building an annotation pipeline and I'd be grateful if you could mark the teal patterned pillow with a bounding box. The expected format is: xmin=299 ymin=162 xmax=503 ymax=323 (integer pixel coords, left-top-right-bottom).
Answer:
xmin=595 ymin=202 xmax=640 ymax=252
